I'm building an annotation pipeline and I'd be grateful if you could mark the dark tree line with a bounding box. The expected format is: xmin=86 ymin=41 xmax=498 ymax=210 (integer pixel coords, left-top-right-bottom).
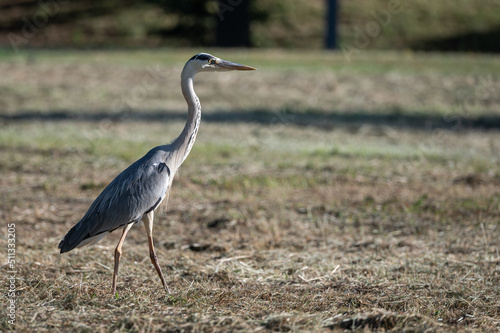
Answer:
xmin=0 ymin=0 xmax=257 ymax=47
xmin=146 ymin=0 xmax=254 ymax=47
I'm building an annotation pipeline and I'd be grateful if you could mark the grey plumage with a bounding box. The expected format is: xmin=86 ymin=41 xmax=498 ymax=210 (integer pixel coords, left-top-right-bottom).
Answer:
xmin=58 ymin=147 xmax=171 ymax=253
xmin=58 ymin=53 xmax=255 ymax=293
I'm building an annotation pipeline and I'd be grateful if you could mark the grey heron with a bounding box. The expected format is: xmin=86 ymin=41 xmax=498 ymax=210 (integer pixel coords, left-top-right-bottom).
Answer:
xmin=59 ymin=53 xmax=255 ymax=293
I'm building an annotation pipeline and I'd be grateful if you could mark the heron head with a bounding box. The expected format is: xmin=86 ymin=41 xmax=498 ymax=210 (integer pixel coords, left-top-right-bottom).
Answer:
xmin=187 ymin=53 xmax=256 ymax=73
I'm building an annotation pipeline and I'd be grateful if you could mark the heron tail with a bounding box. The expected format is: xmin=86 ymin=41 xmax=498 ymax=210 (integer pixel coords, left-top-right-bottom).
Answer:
xmin=58 ymin=219 xmax=106 ymax=253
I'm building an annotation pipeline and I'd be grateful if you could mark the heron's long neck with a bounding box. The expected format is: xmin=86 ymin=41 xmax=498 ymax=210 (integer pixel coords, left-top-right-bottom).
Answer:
xmin=171 ymin=71 xmax=201 ymax=168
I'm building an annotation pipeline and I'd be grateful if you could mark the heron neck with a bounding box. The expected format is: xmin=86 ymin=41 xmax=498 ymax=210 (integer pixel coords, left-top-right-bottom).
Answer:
xmin=171 ymin=72 xmax=201 ymax=168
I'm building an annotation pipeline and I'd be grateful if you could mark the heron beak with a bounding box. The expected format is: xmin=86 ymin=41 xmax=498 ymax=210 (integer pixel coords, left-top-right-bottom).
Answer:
xmin=216 ymin=59 xmax=256 ymax=71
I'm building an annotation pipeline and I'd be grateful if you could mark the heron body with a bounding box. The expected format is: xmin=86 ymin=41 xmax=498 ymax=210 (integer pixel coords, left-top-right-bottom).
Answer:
xmin=59 ymin=53 xmax=255 ymax=293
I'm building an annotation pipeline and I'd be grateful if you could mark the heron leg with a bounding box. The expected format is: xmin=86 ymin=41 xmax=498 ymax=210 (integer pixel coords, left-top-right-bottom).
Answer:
xmin=143 ymin=211 xmax=170 ymax=294
xmin=112 ymin=223 xmax=134 ymax=293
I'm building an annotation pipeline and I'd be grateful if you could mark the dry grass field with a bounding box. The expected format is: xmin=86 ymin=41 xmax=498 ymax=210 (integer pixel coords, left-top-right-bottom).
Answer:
xmin=0 ymin=49 xmax=499 ymax=332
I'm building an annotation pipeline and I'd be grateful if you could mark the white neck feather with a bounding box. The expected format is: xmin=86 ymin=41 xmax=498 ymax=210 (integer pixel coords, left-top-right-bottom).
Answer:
xmin=171 ymin=65 xmax=202 ymax=168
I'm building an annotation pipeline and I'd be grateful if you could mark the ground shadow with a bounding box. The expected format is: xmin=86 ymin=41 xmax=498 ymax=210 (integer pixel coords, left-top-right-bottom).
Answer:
xmin=1 ymin=109 xmax=500 ymax=131
xmin=412 ymin=27 xmax=500 ymax=53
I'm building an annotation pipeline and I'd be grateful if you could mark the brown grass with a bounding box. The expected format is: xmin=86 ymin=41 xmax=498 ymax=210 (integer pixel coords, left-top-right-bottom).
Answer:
xmin=0 ymin=50 xmax=499 ymax=332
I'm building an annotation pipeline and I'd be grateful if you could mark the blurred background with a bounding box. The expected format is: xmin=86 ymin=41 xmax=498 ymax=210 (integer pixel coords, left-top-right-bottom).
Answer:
xmin=1 ymin=0 xmax=500 ymax=51
xmin=1 ymin=1 xmax=500 ymax=331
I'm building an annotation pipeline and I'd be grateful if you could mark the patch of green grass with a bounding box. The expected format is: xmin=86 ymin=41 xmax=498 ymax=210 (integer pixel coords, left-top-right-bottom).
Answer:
xmin=1 ymin=47 xmax=499 ymax=75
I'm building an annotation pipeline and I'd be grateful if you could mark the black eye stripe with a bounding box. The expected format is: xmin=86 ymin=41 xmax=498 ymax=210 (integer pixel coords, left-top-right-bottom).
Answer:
xmin=190 ymin=53 xmax=213 ymax=62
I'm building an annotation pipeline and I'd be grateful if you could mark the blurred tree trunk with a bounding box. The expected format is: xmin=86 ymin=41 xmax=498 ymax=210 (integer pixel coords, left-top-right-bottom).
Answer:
xmin=325 ymin=0 xmax=337 ymax=49
xmin=215 ymin=0 xmax=250 ymax=47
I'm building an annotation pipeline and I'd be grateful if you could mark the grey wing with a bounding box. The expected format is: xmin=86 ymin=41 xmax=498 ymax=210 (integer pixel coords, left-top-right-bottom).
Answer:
xmin=59 ymin=160 xmax=170 ymax=253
